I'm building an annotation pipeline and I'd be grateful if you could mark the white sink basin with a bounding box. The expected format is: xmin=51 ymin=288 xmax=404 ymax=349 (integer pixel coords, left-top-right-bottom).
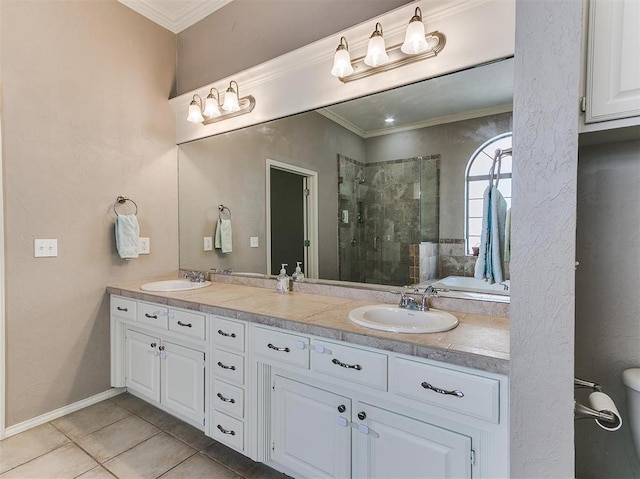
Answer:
xmin=349 ymin=304 xmax=459 ymax=334
xmin=140 ymin=280 xmax=211 ymax=292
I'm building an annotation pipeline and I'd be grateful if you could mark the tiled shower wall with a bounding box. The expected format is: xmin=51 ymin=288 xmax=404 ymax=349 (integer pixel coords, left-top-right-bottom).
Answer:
xmin=338 ymin=154 xmax=440 ymax=286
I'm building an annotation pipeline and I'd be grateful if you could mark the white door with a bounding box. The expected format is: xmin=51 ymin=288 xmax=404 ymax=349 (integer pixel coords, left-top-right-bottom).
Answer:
xmin=161 ymin=341 xmax=205 ymax=426
xmin=352 ymin=402 xmax=472 ymax=479
xmin=272 ymin=375 xmax=351 ymax=479
xmin=125 ymin=329 xmax=160 ymax=403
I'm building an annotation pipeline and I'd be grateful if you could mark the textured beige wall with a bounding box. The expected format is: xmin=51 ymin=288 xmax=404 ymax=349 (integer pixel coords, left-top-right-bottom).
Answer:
xmin=510 ymin=0 xmax=581 ymax=476
xmin=176 ymin=0 xmax=411 ymax=95
xmin=1 ymin=0 xmax=177 ymax=426
xmin=575 ymin=140 xmax=640 ymax=478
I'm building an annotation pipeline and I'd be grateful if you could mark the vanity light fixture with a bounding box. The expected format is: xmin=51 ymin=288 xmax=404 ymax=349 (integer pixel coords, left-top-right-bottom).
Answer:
xmin=331 ymin=8 xmax=446 ymax=83
xmin=401 ymin=7 xmax=429 ymax=54
xmin=331 ymin=37 xmax=355 ymax=78
xmin=364 ymin=23 xmax=389 ymax=67
xmin=186 ymin=80 xmax=256 ymax=125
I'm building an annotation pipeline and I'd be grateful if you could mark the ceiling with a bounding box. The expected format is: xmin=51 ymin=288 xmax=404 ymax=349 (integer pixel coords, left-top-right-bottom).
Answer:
xmin=318 ymin=58 xmax=514 ymax=138
xmin=117 ymin=0 xmax=232 ymax=33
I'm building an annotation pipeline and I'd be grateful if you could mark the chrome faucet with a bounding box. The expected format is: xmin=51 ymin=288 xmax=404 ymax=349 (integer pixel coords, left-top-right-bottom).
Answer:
xmin=392 ymin=286 xmax=438 ymax=311
xmin=183 ymin=271 xmax=206 ymax=282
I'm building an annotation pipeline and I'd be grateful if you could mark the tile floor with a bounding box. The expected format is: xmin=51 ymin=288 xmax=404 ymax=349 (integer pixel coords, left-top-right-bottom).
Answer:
xmin=0 ymin=393 xmax=289 ymax=479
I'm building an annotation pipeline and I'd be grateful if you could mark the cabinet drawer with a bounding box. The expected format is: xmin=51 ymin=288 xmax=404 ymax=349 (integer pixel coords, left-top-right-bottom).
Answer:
xmin=212 ymin=380 xmax=244 ymax=419
xmin=253 ymin=326 xmax=309 ymax=369
xmin=137 ymin=302 xmax=168 ymax=330
xmin=393 ymin=358 xmax=500 ymax=423
xmin=212 ymin=317 xmax=245 ymax=352
xmin=111 ymin=296 xmax=136 ymax=321
xmin=311 ymin=340 xmax=388 ymax=391
xmin=211 ymin=411 xmax=244 ymax=452
xmin=213 ymin=350 xmax=245 ymax=386
xmin=169 ymin=309 xmax=206 ymax=341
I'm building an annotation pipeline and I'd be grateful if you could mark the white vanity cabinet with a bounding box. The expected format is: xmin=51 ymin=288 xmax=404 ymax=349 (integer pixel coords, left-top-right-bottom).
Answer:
xmin=352 ymin=402 xmax=472 ymax=479
xmin=210 ymin=316 xmax=249 ymax=452
xmin=583 ymin=0 xmax=640 ymax=128
xmin=110 ymin=296 xmax=207 ymax=429
xmin=251 ymin=325 xmax=508 ymax=479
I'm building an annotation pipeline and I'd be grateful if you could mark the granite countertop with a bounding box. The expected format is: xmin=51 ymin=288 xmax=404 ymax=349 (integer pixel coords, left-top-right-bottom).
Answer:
xmin=107 ymin=278 xmax=509 ymax=375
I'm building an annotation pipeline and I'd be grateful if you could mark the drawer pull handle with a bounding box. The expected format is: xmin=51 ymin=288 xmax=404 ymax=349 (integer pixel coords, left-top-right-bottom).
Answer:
xmin=116 ymin=306 xmax=128 ymax=312
xmin=217 ymin=361 xmax=236 ymax=371
xmin=177 ymin=321 xmax=192 ymax=328
xmin=217 ymin=393 xmax=236 ymax=404
xmin=267 ymin=343 xmax=290 ymax=353
xmin=332 ymin=358 xmax=362 ymax=371
xmin=421 ymin=381 xmax=464 ymax=398
xmin=217 ymin=329 xmax=237 ymax=338
xmin=144 ymin=313 xmax=158 ymax=319
xmin=216 ymin=424 xmax=236 ymax=436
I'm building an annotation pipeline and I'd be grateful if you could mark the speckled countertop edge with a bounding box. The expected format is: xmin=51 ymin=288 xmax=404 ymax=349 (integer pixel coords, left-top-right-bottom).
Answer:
xmin=107 ymin=279 xmax=510 ymax=376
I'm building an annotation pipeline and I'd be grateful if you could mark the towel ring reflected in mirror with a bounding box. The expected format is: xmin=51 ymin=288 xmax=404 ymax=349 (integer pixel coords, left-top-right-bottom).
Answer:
xmin=114 ymin=196 xmax=138 ymax=216
xmin=218 ymin=204 xmax=231 ymax=220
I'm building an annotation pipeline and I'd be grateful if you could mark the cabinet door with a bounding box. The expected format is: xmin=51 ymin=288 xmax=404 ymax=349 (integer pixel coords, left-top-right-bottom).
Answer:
xmin=352 ymin=402 xmax=472 ymax=479
xmin=125 ymin=329 xmax=161 ymax=403
xmin=272 ymin=375 xmax=351 ymax=479
xmin=586 ymin=0 xmax=640 ymax=123
xmin=161 ymin=341 xmax=205 ymax=426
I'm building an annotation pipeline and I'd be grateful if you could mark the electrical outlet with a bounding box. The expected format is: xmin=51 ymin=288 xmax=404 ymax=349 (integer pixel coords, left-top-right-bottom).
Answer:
xmin=138 ymin=237 xmax=150 ymax=254
xmin=250 ymin=236 xmax=259 ymax=248
xmin=204 ymin=236 xmax=213 ymax=251
xmin=34 ymin=239 xmax=58 ymax=257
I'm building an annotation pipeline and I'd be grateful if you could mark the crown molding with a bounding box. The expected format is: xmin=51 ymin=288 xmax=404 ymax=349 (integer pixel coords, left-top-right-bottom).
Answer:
xmin=118 ymin=0 xmax=233 ymax=33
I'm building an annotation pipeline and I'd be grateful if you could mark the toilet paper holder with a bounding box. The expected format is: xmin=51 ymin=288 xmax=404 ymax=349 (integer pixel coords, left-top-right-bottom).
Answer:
xmin=574 ymin=377 xmax=621 ymax=429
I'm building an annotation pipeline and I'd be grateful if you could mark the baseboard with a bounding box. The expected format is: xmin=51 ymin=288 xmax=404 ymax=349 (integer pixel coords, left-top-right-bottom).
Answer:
xmin=3 ymin=387 xmax=126 ymax=438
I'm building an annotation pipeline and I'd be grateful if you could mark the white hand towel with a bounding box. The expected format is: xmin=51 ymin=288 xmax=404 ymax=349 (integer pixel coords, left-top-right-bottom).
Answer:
xmin=219 ymin=219 xmax=233 ymax=254
xmin=115 ymin=214 xmax=139 ymax=259
xmin=214 ymin=219 xmax=222 ymax=249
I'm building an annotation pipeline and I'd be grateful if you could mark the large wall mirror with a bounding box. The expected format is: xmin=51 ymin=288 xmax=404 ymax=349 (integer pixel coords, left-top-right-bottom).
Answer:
xmin=178 ymin=57 xmax=513 ymax=297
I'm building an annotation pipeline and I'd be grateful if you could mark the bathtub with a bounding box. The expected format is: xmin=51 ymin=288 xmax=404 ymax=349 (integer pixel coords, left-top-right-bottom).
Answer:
xmin=431 ymin=276 xmax=510 ymax=302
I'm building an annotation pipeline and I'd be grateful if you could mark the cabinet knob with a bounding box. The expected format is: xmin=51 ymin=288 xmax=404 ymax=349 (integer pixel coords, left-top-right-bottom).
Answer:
xmin=158 ymin=345 xmax=165 ymax=351
xmin=150 ymin=343 xmax=157 ymax=348
xmin=357 ymin=411 xmax=367 ymax=420
xmin=337 ymin=404 xmax=346 ymax=413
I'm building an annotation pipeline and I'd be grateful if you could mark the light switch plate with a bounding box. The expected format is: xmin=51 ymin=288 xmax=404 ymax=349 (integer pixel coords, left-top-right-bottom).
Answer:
xmin=204 ymin=236 xmax=213 ymax=251
xmin=138 ymin=237 xmax=150 ymax=254
xmin=34 ymin=239 xmax=58 ymax=257
xmin=250 ymin=236 xmax=259 ymax=248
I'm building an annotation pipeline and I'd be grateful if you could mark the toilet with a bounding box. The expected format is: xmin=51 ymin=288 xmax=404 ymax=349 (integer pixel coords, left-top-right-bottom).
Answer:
xmin=623 ymin=368 xmax=640 ymax=459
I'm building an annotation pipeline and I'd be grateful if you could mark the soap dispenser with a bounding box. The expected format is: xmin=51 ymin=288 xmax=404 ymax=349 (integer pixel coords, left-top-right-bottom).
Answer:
xmin=292 ymin=262 xmax=305 ymax=282
xmin=276 ymin=264 xmax=289 ymax=294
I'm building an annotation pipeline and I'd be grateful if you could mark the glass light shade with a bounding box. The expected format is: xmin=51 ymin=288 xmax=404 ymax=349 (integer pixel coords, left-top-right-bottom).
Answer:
xmin=364 ymin=34 xmax=389 ymax=67
xmin=401 ymin=19 xmax=428 ymax=54
xmin=187 ymin=102 xmax=204 ymax=123
xmin=331 ymin=48 xmax=354 ymax=78
xmin=203 ymin=95 xmax=221 ymax=118
xmin=222 ymin=89 xmax=240 ymax=112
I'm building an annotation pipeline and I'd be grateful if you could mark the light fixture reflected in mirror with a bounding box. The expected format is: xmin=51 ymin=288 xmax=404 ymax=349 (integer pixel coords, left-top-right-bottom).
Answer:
xmin=331 ymin=37 xmax=355 ymax=78
xmin=401 ymin=7 xmax=428 ymax=54
xmin=364 ymin=23 xmax=389 ymax=67
xmin=331 ymin=8 xmax=445 ymax=83
xmin=186 ymin=80 xmax=256 ymax=125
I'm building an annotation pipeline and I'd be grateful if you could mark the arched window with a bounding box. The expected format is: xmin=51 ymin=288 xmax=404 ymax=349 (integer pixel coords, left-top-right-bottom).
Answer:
xmin=465 ymin=132 xmax=512 ymax=255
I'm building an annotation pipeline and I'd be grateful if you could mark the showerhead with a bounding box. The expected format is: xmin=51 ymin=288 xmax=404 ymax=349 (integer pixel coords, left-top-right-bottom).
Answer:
xmin=355 ymin=176 xmax=366 ymax=185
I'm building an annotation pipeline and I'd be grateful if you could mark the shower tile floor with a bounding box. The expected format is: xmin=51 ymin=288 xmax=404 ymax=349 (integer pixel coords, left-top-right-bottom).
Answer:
xmin=0 ymin=393 xmax=289 ymax=479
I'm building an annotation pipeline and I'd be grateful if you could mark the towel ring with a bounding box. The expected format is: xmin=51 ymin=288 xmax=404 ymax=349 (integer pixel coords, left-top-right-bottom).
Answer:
xmin=114 ymin=196 xmax=138 ymax=216
xmin=218 ymin=205 xmax=231 ymax=220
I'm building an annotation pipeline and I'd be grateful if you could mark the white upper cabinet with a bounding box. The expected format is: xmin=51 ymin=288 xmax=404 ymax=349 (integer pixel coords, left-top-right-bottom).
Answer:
xmin=584 ymin=0 xmax=640 ymax=128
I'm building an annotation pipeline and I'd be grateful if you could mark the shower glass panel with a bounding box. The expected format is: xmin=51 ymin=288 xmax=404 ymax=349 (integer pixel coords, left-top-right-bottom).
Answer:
xmin=338 ymin=154 xmax=440 ymax=287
